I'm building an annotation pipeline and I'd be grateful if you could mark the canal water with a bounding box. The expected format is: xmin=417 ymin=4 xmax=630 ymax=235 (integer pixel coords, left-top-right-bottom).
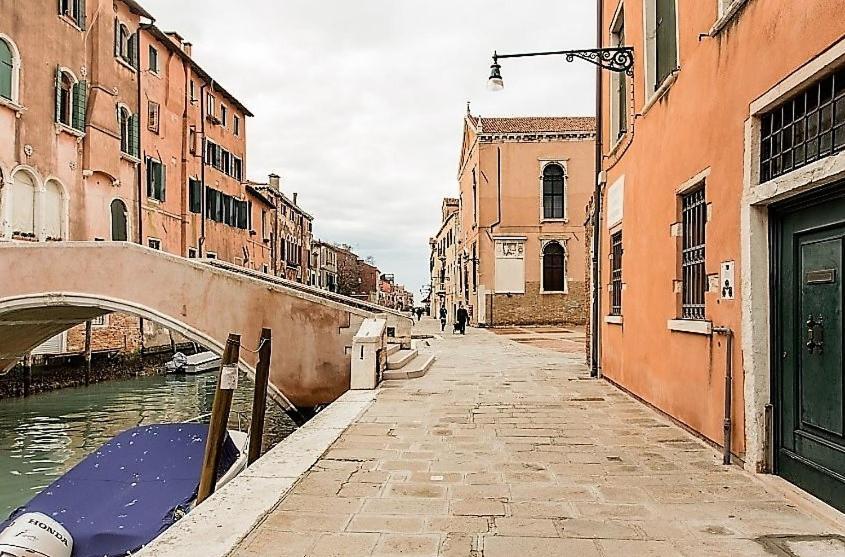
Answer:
xmin=0 ymin=371 xmax=297 ymax=517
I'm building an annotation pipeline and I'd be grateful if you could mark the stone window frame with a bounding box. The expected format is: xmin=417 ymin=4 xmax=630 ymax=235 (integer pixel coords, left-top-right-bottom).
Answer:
xmin=0 ymin=34 xmax=22 ymax=106
xmin=538 ymin=159 xmax=569 ymax=223
xmin=539 ymin=238 xmax=569 ymax=295
xmin=641 ymin=0 xmax=681 ymax=115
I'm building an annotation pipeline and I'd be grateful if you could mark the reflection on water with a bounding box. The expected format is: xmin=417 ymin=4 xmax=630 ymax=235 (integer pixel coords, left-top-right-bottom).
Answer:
xmin=0 ymin=371 xmax=296 ymax=517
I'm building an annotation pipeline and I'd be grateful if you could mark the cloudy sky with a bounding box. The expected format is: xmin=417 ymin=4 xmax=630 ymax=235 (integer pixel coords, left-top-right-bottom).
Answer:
xmin=141 ymin=0 xmax=596 ymax=297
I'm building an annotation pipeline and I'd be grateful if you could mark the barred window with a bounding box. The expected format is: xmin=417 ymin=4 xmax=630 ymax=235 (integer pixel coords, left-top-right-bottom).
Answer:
xmin=681 ymin=187 xmax=706 ymax=320
xmin=760 ymin=66 xmax=845 ymax=182
xmin=610 ymin=232 xmax=623 ymax=316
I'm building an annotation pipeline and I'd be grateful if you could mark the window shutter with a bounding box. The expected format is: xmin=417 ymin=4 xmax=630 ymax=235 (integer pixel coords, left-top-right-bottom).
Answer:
xmin=72 ymin=80 xmax=87 ymax=131
xmin=146 ymin=158 xmax=153 ymax=197
xmin=54 ymin=66 xmax=63 ymax=123
xmin=159 ymin=163 xmax=166 ymax=201
xmin=78 ymin=0 xmax=86 ymax=30
xmin=114 ymin=19 xmax=120 ymax=57
xmin=129 ymin=112 xmax=139 ymax=156
xmin=128 ymin=33 xmax=138 ymax=68
xmin=656 ymin=0 xmax=677 ymax=87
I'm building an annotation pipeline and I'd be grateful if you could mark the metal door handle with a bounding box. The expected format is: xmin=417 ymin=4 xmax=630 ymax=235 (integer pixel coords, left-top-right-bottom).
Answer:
xmin=806 ymin=315 xmax=824 ymax=354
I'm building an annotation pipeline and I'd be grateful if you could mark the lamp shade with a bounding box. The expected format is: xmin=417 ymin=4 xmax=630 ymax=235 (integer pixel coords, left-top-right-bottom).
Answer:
xmin=488 ymin=62 xmax=504 ymax=91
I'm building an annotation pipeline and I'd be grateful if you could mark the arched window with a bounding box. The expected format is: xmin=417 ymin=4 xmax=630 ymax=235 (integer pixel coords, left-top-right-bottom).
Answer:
xmin=111 ymin=199 xmax=128 ymax=241
xmin=0 ymin=37 xmax=20 ymax=102
xmin=118 ymin=105 xmax=132 ymax=154
xmin=542 ymin=241 xmax=566 ymax=292
xmin=542 ymin=163 xmax=565 ymax=220
xmin=10 ymin=170 xmax=36 ymax=237
xmin=43 ymin=179 xmax=64 ymax=240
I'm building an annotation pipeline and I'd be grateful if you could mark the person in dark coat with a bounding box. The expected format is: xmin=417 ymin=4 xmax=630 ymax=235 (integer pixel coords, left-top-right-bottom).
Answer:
xmin=439 ymin=306 xmax=447 ymax=331
xmin=415 ymin=307 xmax=423 ymax=321
xmin=456 ymin=303 xmax=468 ymax=335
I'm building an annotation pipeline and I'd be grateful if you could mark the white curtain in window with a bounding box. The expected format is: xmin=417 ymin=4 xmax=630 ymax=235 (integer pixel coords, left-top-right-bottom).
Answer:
xmin=11 ymin=171 xmax=35 ymax=235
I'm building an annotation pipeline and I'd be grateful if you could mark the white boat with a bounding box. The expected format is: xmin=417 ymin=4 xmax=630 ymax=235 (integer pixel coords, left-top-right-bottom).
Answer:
xmin=183 ymin=352 xmax=221 ymax=374
xmin=165 ymin=351 xmax=221 ymax=375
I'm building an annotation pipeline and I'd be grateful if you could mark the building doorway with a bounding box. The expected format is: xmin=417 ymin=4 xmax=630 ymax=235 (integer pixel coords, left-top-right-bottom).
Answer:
xmin=773 ymin=185 xmax=845 ymax=512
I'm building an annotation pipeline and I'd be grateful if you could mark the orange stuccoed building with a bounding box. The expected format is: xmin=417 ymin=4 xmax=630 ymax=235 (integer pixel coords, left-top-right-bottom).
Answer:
xmin=449 ymin=113 xmax=595 ymax=326
xmin=594 ymin=0 xmax=845 ymax=510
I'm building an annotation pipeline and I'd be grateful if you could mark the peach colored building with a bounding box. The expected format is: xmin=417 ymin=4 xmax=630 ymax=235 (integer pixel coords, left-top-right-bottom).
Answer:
xmin=246 ymin=174 xmax=314 ymax=282
xmin=140 ymin=24 xmax=260 ymax=268
xmin=455 ymin=113 xmax=595 ymax=326
xmin=0 ymin=0 xmax=154 ymax=354
xmin=429 ymin=197 xmax=461 ymax=322
xmin=595 ymin=0 xmax=845 ymax=510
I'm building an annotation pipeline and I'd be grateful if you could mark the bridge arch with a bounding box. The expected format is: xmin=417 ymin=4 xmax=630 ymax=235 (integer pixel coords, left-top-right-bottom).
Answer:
xmin=0 ymin=242 xmax=407 ymax=409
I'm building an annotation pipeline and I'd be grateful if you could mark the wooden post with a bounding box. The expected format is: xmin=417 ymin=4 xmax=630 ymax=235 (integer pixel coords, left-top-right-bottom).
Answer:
xmin=23 ymin=353 xmax=32 ymax=397
xmin=168 ymin=329 xmax=176 ymax=355
xmin=197 ymin=334 xmax=240 ymax=505
xmin=83 ymin=320 xmax=93 ymax=387
xmin=248 ymin=328 xmax=272 ymax=465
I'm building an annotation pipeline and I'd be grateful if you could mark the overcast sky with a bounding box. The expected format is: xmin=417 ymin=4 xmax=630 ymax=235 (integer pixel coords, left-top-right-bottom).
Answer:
xmin=141 ymin=0 xmax=596 ymax=298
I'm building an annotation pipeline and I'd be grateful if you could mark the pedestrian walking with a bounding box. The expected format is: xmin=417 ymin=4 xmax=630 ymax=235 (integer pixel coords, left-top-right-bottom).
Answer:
xmin=415 ymin=307 xmax=423 ymax=321
xmin=456 ymin=303 xmax=468 ymax=335
xmin=439 ymin=306 xmax=447 ymax=332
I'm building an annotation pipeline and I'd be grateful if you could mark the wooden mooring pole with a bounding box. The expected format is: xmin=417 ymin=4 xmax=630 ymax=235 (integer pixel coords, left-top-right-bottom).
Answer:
xmin=83 ymin=320 xmax=93 ymax=387
xmin=248 ymin=328 xmax=272 ymax=465
xmin=197 ymin=333 xmax=240 ymax=505
xmin=23 ymin=353 xmax=32 ymax=397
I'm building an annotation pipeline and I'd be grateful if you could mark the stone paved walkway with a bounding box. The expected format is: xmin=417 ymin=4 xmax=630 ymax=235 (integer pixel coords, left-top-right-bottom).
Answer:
xmin=233 ymin=319 xmax=844 ymax=556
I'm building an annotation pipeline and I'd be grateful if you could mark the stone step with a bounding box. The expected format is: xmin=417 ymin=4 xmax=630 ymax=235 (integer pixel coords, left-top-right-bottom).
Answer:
xmin=385 ymin=343 xmax=402 ymax=357
xmin=387 ymin=348 xmax=418 ymax=370
xmin=382 ymin=353 xmax=436 ymax=381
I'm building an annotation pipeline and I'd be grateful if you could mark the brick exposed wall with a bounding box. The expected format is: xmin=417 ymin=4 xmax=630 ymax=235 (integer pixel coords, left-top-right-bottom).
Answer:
xmin=489 ymin=281 xmax=587 ymax=326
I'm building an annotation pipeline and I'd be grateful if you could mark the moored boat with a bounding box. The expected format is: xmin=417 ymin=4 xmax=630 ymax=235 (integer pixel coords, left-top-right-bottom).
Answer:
xmin=0 ymin=423 xmax=248 ymax=557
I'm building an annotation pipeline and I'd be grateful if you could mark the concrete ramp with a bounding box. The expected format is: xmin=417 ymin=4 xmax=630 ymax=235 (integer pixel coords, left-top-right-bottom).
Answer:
xmin=0 ymin=242 xmax=410 ymax=409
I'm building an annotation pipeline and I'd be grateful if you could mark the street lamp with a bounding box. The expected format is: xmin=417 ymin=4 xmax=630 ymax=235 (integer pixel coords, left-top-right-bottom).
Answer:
xmin=487 ymin=47 xmax=634 ymax=91
xmin=485 ymin=44 xmax=634 ymax=379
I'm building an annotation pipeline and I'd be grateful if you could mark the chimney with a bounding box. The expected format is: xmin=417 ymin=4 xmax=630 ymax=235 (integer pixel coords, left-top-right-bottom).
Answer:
xmin=268 ymin=173 xmax=280 ymax=190
xmin=183 ymin=42 xmax=193 ymax=57
xmin=293 ymin=192 xmax=298 ymax=206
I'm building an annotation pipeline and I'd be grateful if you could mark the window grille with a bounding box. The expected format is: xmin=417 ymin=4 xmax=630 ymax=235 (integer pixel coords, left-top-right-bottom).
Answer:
xmin=681 ymin=187 xmax=706 ymax=320
xmin=761 ymin=66 xmax=845 ymax=182
xmin=610 ymin=232 xmax=623 ymax=315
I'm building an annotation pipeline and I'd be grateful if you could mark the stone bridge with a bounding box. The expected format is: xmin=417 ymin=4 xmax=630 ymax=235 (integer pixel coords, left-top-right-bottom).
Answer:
xmin=0 ymin=242 xmax=412 ymax=410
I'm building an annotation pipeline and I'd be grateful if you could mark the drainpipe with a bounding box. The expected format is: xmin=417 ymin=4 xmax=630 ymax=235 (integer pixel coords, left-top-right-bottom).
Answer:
xmin=713 ymin=326 xmax=734 ymax=465
xmin=135 ymin=31 xmax=143 ymax=245
xmin=591 ymin=0 xmax=604 ymax=377
xmin=199 ymin=82 xmax=208 ymax=256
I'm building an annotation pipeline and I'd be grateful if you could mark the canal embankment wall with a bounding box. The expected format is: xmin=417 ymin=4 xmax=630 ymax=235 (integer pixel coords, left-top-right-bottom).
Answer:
xmin=0 ymin=346 xmax=193 ymax=399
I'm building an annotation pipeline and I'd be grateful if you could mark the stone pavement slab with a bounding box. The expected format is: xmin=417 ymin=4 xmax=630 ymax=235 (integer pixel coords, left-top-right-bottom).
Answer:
xmin=232 ymin=318 xmax=844 ymax=556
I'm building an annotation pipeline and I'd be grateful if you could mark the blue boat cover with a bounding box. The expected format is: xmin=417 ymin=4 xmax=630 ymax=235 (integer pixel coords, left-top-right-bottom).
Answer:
xmin=2 ymin=423 xmax=240 ymax=557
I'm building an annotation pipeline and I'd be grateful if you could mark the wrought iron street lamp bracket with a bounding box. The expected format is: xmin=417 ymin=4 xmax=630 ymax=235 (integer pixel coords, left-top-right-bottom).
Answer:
xmin=492 ymin=46 xmax=635 ymax=78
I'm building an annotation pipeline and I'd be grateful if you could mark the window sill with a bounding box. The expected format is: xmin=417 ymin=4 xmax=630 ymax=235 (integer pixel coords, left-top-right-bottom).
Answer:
xmin=58 ymin=14 xmax=84 ymax=32
xmin=540 ymin=218 xmax=569 ymax=224
xmin=641 ymin=71 xmax=679 ymax=116
xmin=55 ymin=123 xmax=85 ymax=138
xmin=115 ymin=57 xmax=137 ymax=72
xmin=120 ymin=152 xmax=141 ymax=164
xmin=605 ymin=315 xmax=623 ymax=325
xmin=0 ymin=97 xmax=26 ymax=117
xmin=709 ymin=0 xmax=749 ymax=36
xmin=667 ymin=319 xmax=712 ymax=335
xmin=541 ymin=289 xmax=569 ymax=295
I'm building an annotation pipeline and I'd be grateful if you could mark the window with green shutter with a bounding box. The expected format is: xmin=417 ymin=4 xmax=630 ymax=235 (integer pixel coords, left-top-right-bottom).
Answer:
xmin=146 ymin=158 xmax=165 ymax=201
xmin=189 ymin=179 xmax=202 ymax=213
xmin=0 ymin=39 xmax=14 ymax=101
xmin=72 ymin=80 xmax=87 ymax=131
xmin=655 ymin=0 xmax=677 ymax=88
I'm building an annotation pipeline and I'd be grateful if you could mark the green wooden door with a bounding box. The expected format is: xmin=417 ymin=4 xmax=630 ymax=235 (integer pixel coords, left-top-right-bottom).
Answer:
xmin=776 ymin=191 xmax=845 ymax=512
